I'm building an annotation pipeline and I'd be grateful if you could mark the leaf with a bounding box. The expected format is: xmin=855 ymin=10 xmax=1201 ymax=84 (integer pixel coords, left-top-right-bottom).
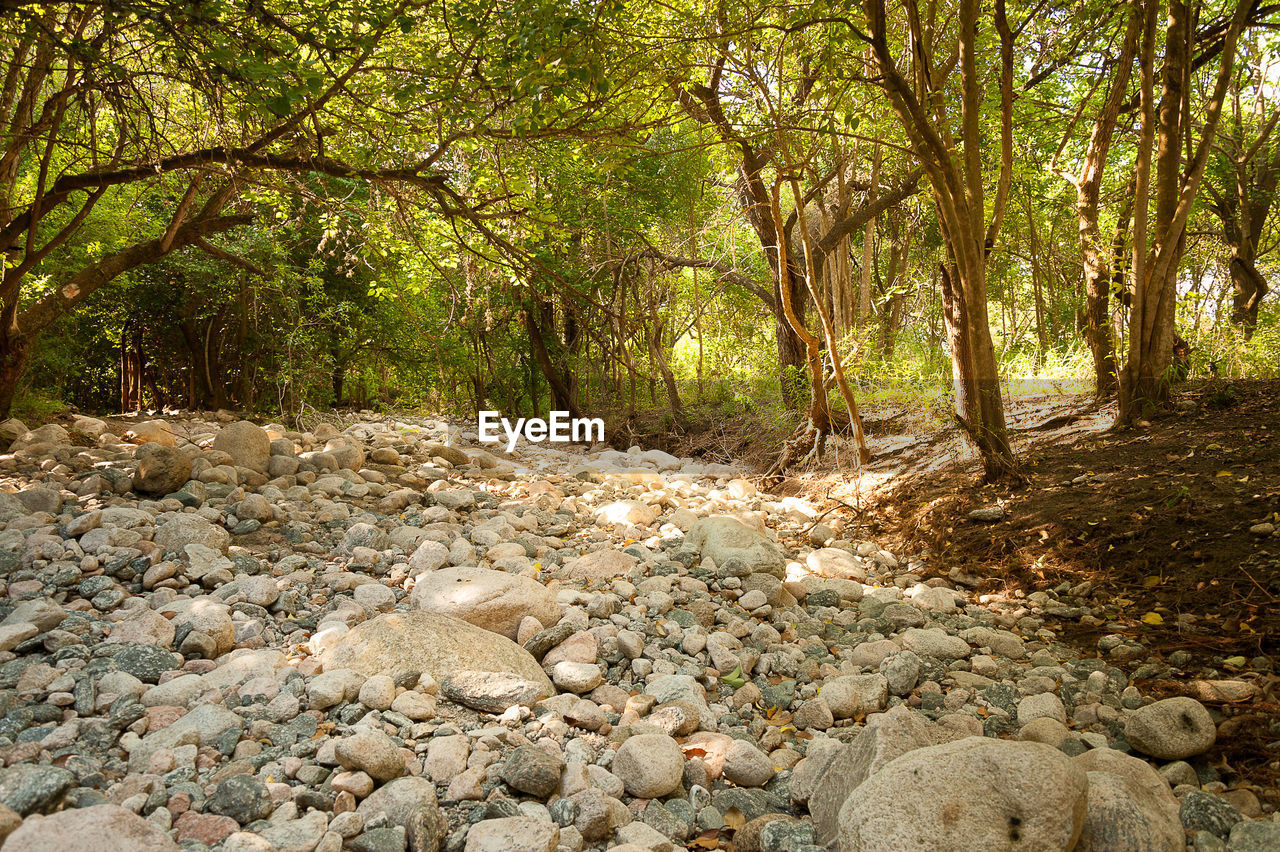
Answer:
xmin=689 ymin=830 xmax=722 ymax=849
xmin=723 ymin=807 xmax=746 ymax=832
xmin=1140 ymin=612 xmax=1164 ymax=625
xmin=719 ymin=665 xmax=745 ymax=689
xmin=1142 ymin=575 xmax=1162 ymax=588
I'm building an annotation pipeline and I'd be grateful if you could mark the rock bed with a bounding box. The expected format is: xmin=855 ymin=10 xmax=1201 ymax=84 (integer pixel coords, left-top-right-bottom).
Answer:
xmin=0 ymin=412 xmax=1275 ymax=851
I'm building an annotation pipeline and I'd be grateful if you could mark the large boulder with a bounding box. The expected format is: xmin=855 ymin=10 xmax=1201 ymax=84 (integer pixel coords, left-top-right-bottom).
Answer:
xmin=133 ymin=444 xmax=193 ymax=495
xmin=1077 ymin=770 xmax=1182 ymax=851
xmin=409 ymin=565 xmax=561 ymax=640
xmin=212 ymin=421 xmax=270 ymax=473
xmin=836 ymin=737 xmax=1089 ymax=852
xmin=0 ymin=491 xmax=31 ymax=522
xmin=4 ymin=804 xmax=179 ymax=851
xmin=0 ymin=417 xmax=27 ymax=451
xmin=685 ymin=516 xmax=785 ymax=578
xmin=10 ymin=423 xmax=69 ymax=451
xmin=321 ymin=610 xmax=554 ymax=697
xmin=810 ymin=706 xmax=957 ymax=846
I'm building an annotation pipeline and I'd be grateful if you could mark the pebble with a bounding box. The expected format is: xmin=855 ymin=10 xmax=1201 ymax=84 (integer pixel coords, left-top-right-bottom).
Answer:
xmin=0 ymin=412 xmax=1271 ymax=852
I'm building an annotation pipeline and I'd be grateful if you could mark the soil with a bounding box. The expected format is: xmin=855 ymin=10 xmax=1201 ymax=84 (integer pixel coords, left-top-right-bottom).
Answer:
xmin=622 ymin=378 xmax=1280 ymax=788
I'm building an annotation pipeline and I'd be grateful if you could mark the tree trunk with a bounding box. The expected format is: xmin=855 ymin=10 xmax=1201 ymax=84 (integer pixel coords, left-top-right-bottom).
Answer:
xmin=1230 ymin=248 xmax=1268 ymax=336
xmin=0 ymin=328 xmax=28 ymax=419
xmin=524 ymin=304 xmax=582 ymax=418
xmin=775 ymin=272 xmax=807 ymax=406
xmin=1121 ymin=0 xmax=1248 ymax=423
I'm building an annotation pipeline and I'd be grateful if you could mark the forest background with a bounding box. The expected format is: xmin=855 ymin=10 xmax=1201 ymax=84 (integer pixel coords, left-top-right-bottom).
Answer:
xmin=4 ymin=0 xmax=1280 ymax=478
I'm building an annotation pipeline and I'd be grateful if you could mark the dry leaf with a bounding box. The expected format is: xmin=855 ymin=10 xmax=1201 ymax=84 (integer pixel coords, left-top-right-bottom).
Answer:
xmin=689 ymin=830 xmax=722 ymax=849
xmin=723 ymin=807 xmax=745 ymax=832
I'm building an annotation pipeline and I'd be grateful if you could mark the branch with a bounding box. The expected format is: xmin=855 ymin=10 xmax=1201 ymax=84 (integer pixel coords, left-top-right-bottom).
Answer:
xmin=194 ymin=238 xmax=266 ymax=276
xmin=19 ymin=208 xmax=251 ymax=335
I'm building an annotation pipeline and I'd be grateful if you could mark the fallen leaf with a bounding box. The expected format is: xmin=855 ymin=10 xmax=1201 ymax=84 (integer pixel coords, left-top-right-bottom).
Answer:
xmin=723 ymin=807 xmax=745 ymax=832
xmin=1140 ymin=612 xmax=1164 ymax=625
xmin=689 ymin=830 xmax=722 ymax=850
xmin=719 ymin=665 xmax=745 ymax=689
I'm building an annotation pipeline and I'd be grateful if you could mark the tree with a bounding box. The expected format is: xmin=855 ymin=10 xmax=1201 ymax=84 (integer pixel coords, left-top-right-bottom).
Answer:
xmin=863 ymin=0 xmax=1018 ymax=479
xmin=1120 ymin=0 xmax=1251 ymax=423
xmin=1206 ymin=34 xmax=1280 ymax=337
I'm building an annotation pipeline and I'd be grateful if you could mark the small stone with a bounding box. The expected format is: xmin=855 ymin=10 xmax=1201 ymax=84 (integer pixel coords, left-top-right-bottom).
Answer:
xmin=613 ymin=734 xmax=684 ymax=799
xmin=208 ymin=774 xmax=273 ymax=825
xmin=1179 ymin=789 xmax=1241 ymax=839
xmin=501 ymin=746 xmax=565 ymax=798
xmin=359 ymin=675 xmax=397 ymax=711
xmin=1125 ymin=697 xmax=1216 ymax=759
xmin=336 ymin=729 xmax=406 ymax=783
xmin=721 ymin=740 xmax=774 ymax=788
xmin=551 ymin=661 xmax=603 ymax=694
xmin=463 ymin=816 xmax=559 ymax=852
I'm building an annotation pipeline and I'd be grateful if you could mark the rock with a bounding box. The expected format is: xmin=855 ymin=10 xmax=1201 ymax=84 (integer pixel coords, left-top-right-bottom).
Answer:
xmin=356 ymin=777 xmax=447 ymax=852
xmin=0 ymin=418 xmax=27 ymax=451
xmin=809 ymin=706 xmax=957 ymax=846
xmin=820 ymin=675 xmax=889 ymax=719
xmin=721 ymin=740 xmax=774 ymax=788
xmin=12 ymin=423 xmax=70 ymax=450
xmin=0 ymin=491 xmax=29 ymax=521
xmin=213 ymin=421 xmax=271 ymax=473
xmin=409 ymin=565 xmax=562 ymax=640
xmin=442 ymin=671 xmax=551 ymax=713
xmin=259 ymin=810 xmax=328 ymax=852
xmin=107 ymin=606 xmax=176 ymax=647
xmin=837 ymin=737 xmax=1088 ymax=851
xmin=1228 ymin=821 xmax=1280 ymax=852
xmin=1016 ymin=692 xmax=1066 ymax=726
xmin=4 ymin=803 xmax=180 ymax=851
xmin=0 ymin=764 xmax=75 ymax=815
xmin=1178 ymin=789 xmax=1241 ymax=839
xmin=133 ymin=444 xmax=192 ymax=495
xmin=336 ymin=729 xmax=406 ymax=782
xmin=464 ymin=817 xmax=559 ymax=852
xmin=209 ymin=774 xmax=274 ymax=824
xmin=613 ymin=734 xmax=684 ymax=799
xmin=126 ymin=420 xmax=176 ymax=446
xmin=324 ymin=435 xmax=365 ymax=470
xmin=359 ymin=674 xmax=396 ymax=710
xmin=0 ymin=622 xmax=37 ymax=652
xmin=550 ymin=661 xmax=603 ymax=693
xmin=128 ymin=704 xmax=244 ymax=770
xmin=408 ymin=540 xmax=450 ymax=573
xmin=426 ymin=735 xmax=470 ymax=783
xmin=560 ymin=550 xmax=638 ymax=581
xmin=15 ymin=487 xmax=60 ymax=514
xmin=900 ymin=628 xmax=970 ymax=660
xmin=1124 ymin=696 xmax=1216 ymax=759
xmin=154 ymin=514 xmax=230 ymax=553
xmin=323 ymin=611 xmax=553 ymax=698
xmin=502 ymin=746 xmax=565 ymax=798
xmin=596 ymin=501 xmax=657 ymax=527
xmin=805 ymin=549 xmax=866 ymax=580
xmin=686 ymin=516 xmax=785 ymax=579
xmin=613 ymin=821 xmax=675 ymax=851
xmin=1075 ymin=769 xmax=1182 ymax=852
xmin=879 ymin=651 xmax=921 ymax=696
xmin=967 ymin=506 xmax=1004 ymax=522
xmin=112 ymin=644 xmax=180 ymax=682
